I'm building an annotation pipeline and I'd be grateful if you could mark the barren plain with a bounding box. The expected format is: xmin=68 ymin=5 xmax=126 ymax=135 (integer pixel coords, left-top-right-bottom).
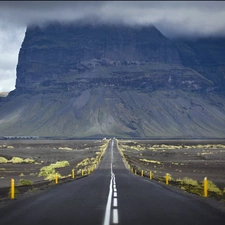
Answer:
xmin=1 ymin=138 xmax=225 ymax=203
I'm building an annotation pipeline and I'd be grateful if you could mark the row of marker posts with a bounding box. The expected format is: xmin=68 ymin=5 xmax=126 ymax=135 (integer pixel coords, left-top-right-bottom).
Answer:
xmin=116 ymin=141 xmax=211 ymax=199
xmin=10 ymin=144 xmax=108 ymax=199
xmin=55 ymin=164 xmax=97 ymax=184
xmin=52 ymin=147 xmax=106 ymax=184
xmin=133 ymin=169 xmax=208 ymax=197
xmin=9 ymin=166 xmax=207 ymax=199
xmin=10 ymin=164 xmax=99 ymax=199
xmin=52 ymin=146 xmax=106 ymax=184
xmin=117 ymin=142 xmax=209 ymax=198
xmin=10 ymin=146 xmax=209 ymax=199
xmin=122 ymin=156 xmax=208 ymax=198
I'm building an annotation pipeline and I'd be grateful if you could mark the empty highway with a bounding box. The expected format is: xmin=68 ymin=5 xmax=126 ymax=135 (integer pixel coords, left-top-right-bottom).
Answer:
xmin=0 ymin=139 xmax=224 ymax=225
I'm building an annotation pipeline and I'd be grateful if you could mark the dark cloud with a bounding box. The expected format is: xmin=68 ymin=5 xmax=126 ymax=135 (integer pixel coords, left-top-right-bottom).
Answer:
xmin=1 ymin=1 xmax=225 ymax=37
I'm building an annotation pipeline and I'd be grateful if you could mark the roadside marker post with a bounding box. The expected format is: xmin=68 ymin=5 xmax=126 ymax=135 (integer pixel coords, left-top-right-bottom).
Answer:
xmin=141 ymin=170 xmax=144 ymax=177
xmin=72 ymin=169 xmax=75 ymax=179
xmin=82 ymin=169 xmax=84 ymax=176
xmin=204 ymin=177 xmax=208 ymax=197
xmin=55 ymin=173 xmax=58 ymax=184
xmin=11 ymin=178 xmax=15 ymax=199
xmin=166 ymin=173 xmax=169 ymax=185
xmin=150 ymin=171 xmax=153 ymax=180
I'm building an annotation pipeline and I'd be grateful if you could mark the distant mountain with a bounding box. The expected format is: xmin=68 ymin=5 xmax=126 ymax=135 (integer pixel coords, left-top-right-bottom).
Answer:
xmin=0 ymin=22 xmax=225 ymax=138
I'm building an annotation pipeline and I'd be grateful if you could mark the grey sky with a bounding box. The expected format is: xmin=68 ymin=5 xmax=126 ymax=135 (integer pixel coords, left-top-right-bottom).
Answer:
xmin=0 ymin=1 xmax=225 ymax=92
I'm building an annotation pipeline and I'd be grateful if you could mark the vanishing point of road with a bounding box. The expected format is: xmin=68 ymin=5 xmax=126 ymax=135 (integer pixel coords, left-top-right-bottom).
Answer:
xmin=0 ymin=139 xmax=224 ymax=225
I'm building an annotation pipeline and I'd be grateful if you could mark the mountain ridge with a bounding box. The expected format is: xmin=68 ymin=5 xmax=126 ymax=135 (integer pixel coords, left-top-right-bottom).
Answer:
xmin=1 ymin=22 xmax=225 ymax=138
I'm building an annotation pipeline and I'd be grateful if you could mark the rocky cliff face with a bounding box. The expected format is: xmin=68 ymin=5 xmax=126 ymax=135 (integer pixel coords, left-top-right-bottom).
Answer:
xmin=1 ymin=22 xmax=225 ymax=138
xmin=175 ymin=37 xmax=225 ymax=92
xmin=13 ymin=22 xmax=215 ymax=95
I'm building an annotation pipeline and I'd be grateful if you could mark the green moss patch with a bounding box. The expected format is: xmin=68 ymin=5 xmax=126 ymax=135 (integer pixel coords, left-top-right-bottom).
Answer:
xmin=0 ymin=156 xmax=35 ymax=164
xmin=38 ymin=161 xmax=70 ymax=181
xmin=19 ymin=179 xmax=33 ymax=186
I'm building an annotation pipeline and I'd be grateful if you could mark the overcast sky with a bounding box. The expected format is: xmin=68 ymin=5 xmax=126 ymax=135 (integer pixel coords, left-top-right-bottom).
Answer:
xmin=1 ymin=1 xmax=225 ymax=92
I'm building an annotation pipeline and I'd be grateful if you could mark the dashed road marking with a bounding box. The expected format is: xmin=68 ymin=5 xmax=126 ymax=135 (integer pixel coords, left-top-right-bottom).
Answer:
xmin=103 ymin=173 xmax=113 ymax=225
xmin=113 ymin=198 xmax=118 ymax=207
xmin=103 ymin=140 xmax=119 ymax=225
xmin=113 ymin=209 xmax=119 ymax=224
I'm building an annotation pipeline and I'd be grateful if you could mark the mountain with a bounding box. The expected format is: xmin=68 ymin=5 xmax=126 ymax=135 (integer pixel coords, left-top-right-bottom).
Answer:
xmin=0 ymin=22 xmax=225 ymax=138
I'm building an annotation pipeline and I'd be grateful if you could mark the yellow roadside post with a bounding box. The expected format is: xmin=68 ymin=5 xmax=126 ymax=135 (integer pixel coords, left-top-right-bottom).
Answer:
xmin=11 ymin=178 xmax=15 ymax=199
xmin=82 ymin=169 xmax=84 ymax=176
xmin=150 ymin=171 xmax=153 ymax=180
xmin=166 ymin=173 xmax=169 ymax=185
xmin=204 ymin=177 xmax=208 ymax=197
xmin=55 ymin=173 xmax=58 ymax=184
xmin=72 ymin=169 xmax=75 ymax=179
xmin=141 ymin=170 xmax=144 ymax=177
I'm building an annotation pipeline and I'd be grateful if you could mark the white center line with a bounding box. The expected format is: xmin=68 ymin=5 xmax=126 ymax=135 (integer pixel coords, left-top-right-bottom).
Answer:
xmin=103 ymin=140 xmax=115 ymax=225
xmin=103 ymin=140 xmax=119 ymax=225
xmin=103 ymin=174 xmax=113 ymax=225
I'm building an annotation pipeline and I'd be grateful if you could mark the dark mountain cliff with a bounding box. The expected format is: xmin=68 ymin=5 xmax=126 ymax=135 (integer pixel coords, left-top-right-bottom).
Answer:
xmin=175 ymin=37 xmax=225 ymax=92
xmin=15 ymin=23 xmax=183 ymax=95
xmin=1 ymin=22 xmax=225 ymax=138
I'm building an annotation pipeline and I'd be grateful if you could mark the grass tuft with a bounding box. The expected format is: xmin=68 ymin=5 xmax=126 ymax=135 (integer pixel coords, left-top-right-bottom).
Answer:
xmin=19 ymin=179 xmax=33 ymax=186
xmin=139 ymin=159 xmax=161 ymax=164
xmin=0 ymin=157 xmax=8 ymax=163
xmin=207 ymin=180 xmax=222 ymax=195
xmin=38 ymin=161 xmax=69 ymax=180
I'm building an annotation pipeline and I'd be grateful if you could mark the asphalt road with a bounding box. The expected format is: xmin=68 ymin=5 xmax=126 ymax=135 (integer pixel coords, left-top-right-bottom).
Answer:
xmin=0 ymin=139 xmax=225 ymax=225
